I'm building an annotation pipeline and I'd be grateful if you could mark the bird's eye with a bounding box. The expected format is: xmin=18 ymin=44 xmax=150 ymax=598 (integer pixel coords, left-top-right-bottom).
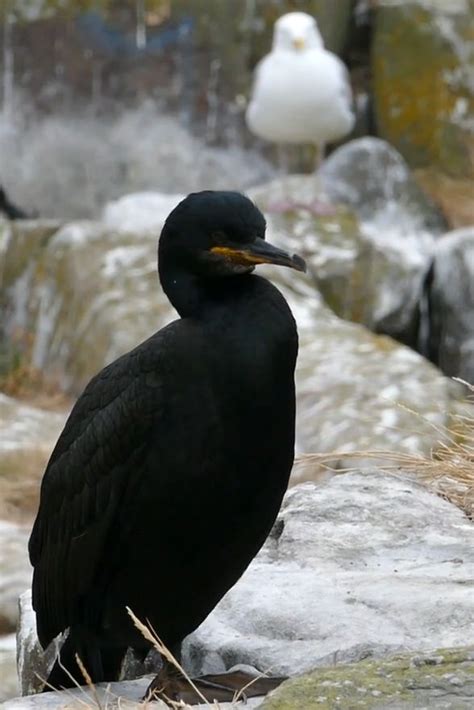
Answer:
xmin=210 ymin=230 xmax=227 ymax=245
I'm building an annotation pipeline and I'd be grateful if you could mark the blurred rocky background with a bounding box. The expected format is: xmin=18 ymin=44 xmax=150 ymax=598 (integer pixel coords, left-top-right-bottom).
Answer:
xmin=0 ymin=0 xmax=473 ymax=705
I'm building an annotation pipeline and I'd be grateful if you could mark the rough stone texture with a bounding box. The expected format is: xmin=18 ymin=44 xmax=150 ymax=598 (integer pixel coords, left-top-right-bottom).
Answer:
xmin=0 ymin=394 xmax=67 ymax=522
xmin=183 ymin=472 xmax=474 ymax=678
xmin=7 ymin=649 xmax=474 ymax=709
xmin=0 ymin=187 xmax=457 ymax=461
xmin=317 ymin=138 xmax=446 ymax=232
xmin=373 ymin=0 xmax=474 ymax=178
xmin=1 ymin=216 xmax=175 ymax=394
xmin=17 ymin=472 xmax=474 ymax=700
xmin=4 ymin=675 xmax=263 ymax=709
xmin=261 ymin=646 xmax=474 ymax=709
xmin=253 ymin=147 xmax=443 ymax=348
xmin=0 ymin=522 xmax=31 ymax=636
xmin=0 ymin=634 xmax=18 ymax=703
xmin=293 ymin=309 xmax=453 ymax=456
xmin=422 ymin=227 xmax=474 ymax=384
xmin=415 ymin=169 xmax=474 ymax=228
xmin=0 ymin=394 xmax=65 ymax=458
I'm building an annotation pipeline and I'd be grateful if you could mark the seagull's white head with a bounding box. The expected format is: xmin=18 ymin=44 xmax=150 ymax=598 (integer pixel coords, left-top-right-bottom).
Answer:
xmin=272 ymin=12 xmax=324 ymax=52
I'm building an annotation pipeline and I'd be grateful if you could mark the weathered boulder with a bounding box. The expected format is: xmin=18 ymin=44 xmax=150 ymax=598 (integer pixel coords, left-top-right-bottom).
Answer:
xmin=373 ymin=0 xmax=474 ymax=178
xmin=0 ymin=634 xmax=18 ymax=703
xmin=183 ymin=472 xmax=474 ymax=677
xmin=0 ymin=192 xmax=460 ymax=458
xmin=261 ymin=646 xmax=474 ymax=709
xmin=422 ymin=226 xmax=474 ymax=383
xmin=6 ymin=648 xmax=474 ymax=709
xmin=0 ymin=522 xmax=30 ymax=636
xmin=0 ymin=394 xmax=66 ymax=521
xmin=1 ymin=190 xmax=457 ymax=459
xmin=17 ymin=472 xmax=474 ymax=701
xmin=2 ymin=675 xmax=262 ymax=710
xmin=253 ymin=142 xmax=445 ymax=348
xmin=317 ymin=138 xmax=446 ymax=233
xmin=1 ymin=215 xmax=175 ymax=393
xmin=294 ymin=310 xmax=452 ymax=456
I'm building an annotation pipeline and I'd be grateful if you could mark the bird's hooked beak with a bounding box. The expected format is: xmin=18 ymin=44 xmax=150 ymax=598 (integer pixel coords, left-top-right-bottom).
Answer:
xmin=292 ymin=37 xmax=306 ymax=51
xmin=211 ymin=238 xmax=306 ymax=273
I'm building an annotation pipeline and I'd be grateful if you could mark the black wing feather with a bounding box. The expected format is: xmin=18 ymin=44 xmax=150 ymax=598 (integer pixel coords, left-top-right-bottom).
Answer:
xmin=29 ymin=340 xmax=162 ymax=648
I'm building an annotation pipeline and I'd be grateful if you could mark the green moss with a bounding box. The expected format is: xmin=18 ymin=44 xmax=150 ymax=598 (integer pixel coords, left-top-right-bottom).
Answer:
xmin=261 ymin=646 xmax=474 ymax=709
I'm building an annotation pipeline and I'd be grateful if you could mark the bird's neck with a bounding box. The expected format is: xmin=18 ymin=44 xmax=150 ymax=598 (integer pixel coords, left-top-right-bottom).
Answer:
xmin=160 ymin=266 xmax=251 ymax=319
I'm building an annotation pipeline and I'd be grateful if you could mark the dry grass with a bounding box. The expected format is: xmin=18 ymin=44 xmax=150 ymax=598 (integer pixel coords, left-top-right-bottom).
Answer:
xmin=0 ymin=360 xmax=71 ymax=410
xmin=0 ymin=327 xmax=71 ymax=409
xmin=35 ymin=610 xmax=258 ymax=708
xmin=295 ymin=379 xmax=474 ymax=519
xmin=0 ymin=449 xmax=51 ymax=523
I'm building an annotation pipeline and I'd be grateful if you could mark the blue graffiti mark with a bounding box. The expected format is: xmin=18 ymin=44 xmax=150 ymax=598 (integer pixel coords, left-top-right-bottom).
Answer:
xmin=76 ymin=12 xmax=194 ymax=57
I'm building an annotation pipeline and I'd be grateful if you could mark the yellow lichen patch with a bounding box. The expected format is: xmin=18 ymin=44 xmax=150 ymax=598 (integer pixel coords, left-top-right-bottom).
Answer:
xmin=415 ymin=168 xmax=474 ymax=228
xmin=373 ymin=4 xmax=474 ymax=178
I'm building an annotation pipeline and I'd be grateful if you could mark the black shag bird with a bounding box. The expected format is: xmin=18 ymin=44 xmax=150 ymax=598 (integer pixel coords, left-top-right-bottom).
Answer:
xmin=0 ymin=185 xmax=31 ymax=220
xmin=29 ymin=191 xmax=306 ymax=703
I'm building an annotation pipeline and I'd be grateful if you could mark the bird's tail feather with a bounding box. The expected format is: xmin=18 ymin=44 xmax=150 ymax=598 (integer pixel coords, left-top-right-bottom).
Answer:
xmin=43 ymin=631 xmax=125 ymax=692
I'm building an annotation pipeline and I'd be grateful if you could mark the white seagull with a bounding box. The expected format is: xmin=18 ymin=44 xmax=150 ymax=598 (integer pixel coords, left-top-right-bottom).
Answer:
xmin=246 ymin=12 xmax=354 ymax=167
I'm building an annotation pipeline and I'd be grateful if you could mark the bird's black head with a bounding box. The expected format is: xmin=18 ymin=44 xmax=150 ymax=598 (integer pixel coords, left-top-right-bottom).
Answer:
xmin=159 ymin=190 xmax=306 ymax=280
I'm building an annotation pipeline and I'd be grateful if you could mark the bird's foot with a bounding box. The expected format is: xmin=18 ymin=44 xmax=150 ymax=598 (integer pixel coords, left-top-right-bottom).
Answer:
xmin=144 ymin=667 xmax=287 ymax=705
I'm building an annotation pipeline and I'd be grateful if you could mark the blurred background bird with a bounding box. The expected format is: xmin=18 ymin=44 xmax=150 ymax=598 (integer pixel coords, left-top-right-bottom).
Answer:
xmin=246 ymin=12 xmax=355 ymax=172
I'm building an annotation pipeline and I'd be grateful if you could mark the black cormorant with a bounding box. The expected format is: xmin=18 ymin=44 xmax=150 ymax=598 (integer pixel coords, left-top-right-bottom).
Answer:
xmin=29 ymin=190 xmax=306 ymax=703
xmin=0 ymin=185 xmax=31 ymax=219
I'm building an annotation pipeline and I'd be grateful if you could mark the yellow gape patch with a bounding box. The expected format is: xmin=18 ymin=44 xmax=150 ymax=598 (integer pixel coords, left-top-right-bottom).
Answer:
xmin=210 ymin=246 xmax=269 ymax=266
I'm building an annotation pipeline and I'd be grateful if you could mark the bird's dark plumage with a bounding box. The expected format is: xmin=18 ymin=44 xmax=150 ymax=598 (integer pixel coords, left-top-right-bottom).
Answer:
xmin=29 ymin=190 xmax=305 ymax=698
xmin=0 ymin=185 xmax=31 ymax=220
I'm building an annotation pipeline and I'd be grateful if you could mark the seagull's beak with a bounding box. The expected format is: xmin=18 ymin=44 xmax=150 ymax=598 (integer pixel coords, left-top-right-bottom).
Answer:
xmin=211 ymin=238 xmax=306 ymax=273
xmin=292 ymin=37 xmax=305 ymax=51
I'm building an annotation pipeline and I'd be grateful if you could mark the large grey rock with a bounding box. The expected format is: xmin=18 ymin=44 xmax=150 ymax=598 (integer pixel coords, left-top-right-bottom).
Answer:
xmin=0 ymin=396 xmax=66 ymax=701
xmin=373 ymin=0 xmax=474 ymax=179
xmin=261 ymin=646 xmax=474 ymax=709
xmin=1 ymin=190 xmax=457 ymax=460
xmin=318 ymin=137 xmax=446 ymax=233
xmin=293 ymin=309 xmax=453 ymax=456
xmin=254 ymin=141 xmax=444 ymax=345
xmin=17 ymin=472 xmax=474 ymax=699
xmin=1 ymin=215 xmax=175 ymax=394
xmin=422 ymin=227 xmax=474 ymax=383
xmin=0 ymin=395 xmax=65 ymax=459
xmin=183 ymin=472 xmax=474 ymax=677
xmin=0 ymin=522 xmax=30 ymax=635
xmin=3 ymin=676 xmax=262 ymax=709
xmin=0 ymin=634 xmax=18 ymax=703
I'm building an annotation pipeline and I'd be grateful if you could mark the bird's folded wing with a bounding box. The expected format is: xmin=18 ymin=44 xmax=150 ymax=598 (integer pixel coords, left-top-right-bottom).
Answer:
xmin=28 ymin=348 xmax=159 ymax=648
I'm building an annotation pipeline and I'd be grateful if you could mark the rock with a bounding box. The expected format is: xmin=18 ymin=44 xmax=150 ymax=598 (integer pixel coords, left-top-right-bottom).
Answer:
xmin=101 ymin=191 xmax=182 ymax=234
xmin=1 ymin=216 xmax=176 ymax=394
xmin=415 ymin=169 xmax=474 ymax=228
xmin=0 ymin=395 xmax=66 ymax=701
xmin=0 ymin=394 xmax=67 ymax=521
xmin=16 ymin=591 xmax=54 ymax=698
xmin=318 ymin=138 xmax=446 ymax=233
xmin=0 ymin=522 xmax=31 ymax=635
xmin=0 ymin=395 xmax=65 ymax=457
xmin=17 ymin=472 xmax=474 ymax=698
xmin=183 ymin=472 xmax=474 ymax=677
xmin=373 ymin=0 xmax=474 ymax=178
xmin=0 ymin=634 xmax=18 ymax=703
xmin=421 ymin=227 xmax=474 ymax=383
xmin=261 ymin=646 xmax=474 ymax=709
xmin=4 ymin=678 xmax=264 ymax=709
xmin=293 ymin=308 xmax=453 ymax=456
xmin=1 ymin=190 xmax=459 ymax=460
xmin=252 ymin=153 xmax=443 ymax=349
